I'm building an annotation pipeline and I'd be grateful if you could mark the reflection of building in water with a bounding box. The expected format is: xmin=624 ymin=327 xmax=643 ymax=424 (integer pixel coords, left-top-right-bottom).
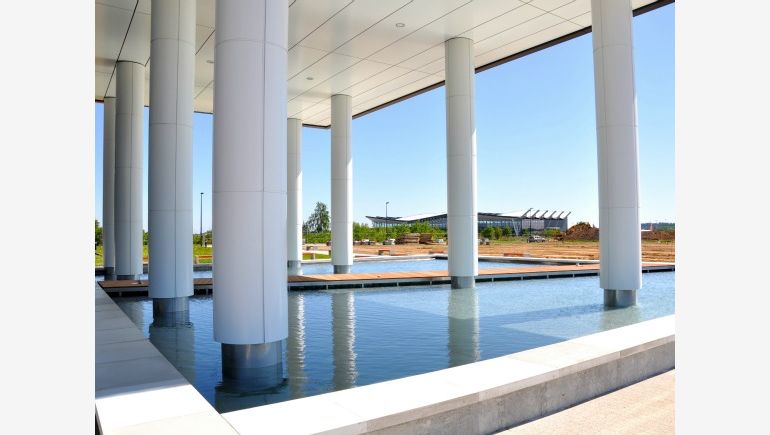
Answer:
xmin=287 ymin=293 xmax=306 ymax=398
xmin=448 ymin=287 xmax=480 ymax=367
xmin=149 ymin=311 xmax=195 ymax=383
xmin=332 ymin=291 xmax=357 ymax=390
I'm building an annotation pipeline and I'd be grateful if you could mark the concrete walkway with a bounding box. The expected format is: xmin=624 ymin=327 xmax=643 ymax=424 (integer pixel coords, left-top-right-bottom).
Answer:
xmin=500 ymin=370 xmax=674 ymax=434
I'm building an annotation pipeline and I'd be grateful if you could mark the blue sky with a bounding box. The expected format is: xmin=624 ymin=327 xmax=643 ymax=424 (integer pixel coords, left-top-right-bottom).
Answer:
xmin=94 ymin=4 xmax=673 ymax=232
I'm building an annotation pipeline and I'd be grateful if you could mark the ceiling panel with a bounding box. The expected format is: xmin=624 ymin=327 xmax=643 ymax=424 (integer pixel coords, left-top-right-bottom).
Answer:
xmin=297 ymin=0 xmax=412 ymax=53
xmin=119 ymin=10 xmax=151 ymax=63
xmin=288 ymin=45 xmax=330 ymax=78
xmin=297 ymin=59 xmax=394 ymax=101
xmin=288 ymin=53 xmax=360 ymax=99
xmin=334 ymin=0 xmax=469 ymax=60
xmin=95 ymin=0 xmax=672 ymax=123
xmin=289 ymin=0 xmax=351 ymax=48
xmin=550 ymin=0 xmax=591 ymax=21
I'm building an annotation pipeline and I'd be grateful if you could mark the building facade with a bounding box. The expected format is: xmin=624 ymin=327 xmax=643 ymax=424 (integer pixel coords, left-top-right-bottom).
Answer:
xmin=367 ymin=208 xmax=570 ymax=235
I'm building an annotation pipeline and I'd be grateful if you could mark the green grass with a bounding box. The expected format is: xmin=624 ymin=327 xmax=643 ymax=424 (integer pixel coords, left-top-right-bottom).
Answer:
xmin=96 ymin=244 xmax=207 ymax=267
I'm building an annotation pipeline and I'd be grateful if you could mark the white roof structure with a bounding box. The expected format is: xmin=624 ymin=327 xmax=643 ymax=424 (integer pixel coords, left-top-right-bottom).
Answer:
xmin=95 ymin=0 xmax=669 ymax=127
xmin=396 ymin=212 xmax=444 ymax=221
xmin=498 ymin=209 xmax=532 ymax=218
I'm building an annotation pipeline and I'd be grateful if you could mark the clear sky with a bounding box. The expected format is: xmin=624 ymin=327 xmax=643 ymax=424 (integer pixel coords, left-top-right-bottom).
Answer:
xmin=94 ymin=4 xmax=673 ymax=232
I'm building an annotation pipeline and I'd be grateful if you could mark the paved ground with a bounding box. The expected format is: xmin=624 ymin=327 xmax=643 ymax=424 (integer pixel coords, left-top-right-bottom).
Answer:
xmin=499 ymin=370 xmax=675 ymax=435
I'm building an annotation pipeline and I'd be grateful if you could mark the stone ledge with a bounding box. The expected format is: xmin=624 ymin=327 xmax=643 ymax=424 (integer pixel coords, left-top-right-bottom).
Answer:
xmin=94 ymin=284 xmax=237 ymax=434
xmin=223 ymin=315 xmax=674 ymax=435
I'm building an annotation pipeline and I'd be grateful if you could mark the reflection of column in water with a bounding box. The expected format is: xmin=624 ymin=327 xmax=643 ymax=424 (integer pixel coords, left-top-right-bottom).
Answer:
xmin=287 ymin=292 xmax=306 ymax=398
xmin=332 ymin=291 xmax=357 ymax=390
xmin=599 ymin=303 xmax=642 ymax=332
xmin=149 ymin=311 xmax=195 ymax=383
xmin=448 ymin=287 xmax=480 ymax=367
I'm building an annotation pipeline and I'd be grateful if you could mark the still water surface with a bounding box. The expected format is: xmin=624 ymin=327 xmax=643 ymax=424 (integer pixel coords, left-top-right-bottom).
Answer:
xmin=114 ymin=271 xmax=674 ymax=413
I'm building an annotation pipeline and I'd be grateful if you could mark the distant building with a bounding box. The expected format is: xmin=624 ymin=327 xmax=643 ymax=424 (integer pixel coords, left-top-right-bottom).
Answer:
xmin=367 ymin=208 xmax=570 ymax=235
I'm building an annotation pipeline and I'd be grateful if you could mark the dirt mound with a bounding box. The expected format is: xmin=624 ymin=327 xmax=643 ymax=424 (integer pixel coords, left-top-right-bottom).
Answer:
xmin=564 ymin=222 xmax=599 ymax=241
xmin=642 ymin=230 xmax=675 ymax=241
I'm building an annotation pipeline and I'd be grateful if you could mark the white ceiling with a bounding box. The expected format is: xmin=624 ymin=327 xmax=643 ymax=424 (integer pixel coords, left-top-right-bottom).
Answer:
xmin=95 ymin=0 xmax=669 ymax=127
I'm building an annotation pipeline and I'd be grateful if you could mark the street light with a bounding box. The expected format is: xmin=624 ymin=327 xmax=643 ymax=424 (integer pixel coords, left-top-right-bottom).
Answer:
xmin=385 ymin=201 xmax=390 ymax=238
xmin=200 ymin=192 xmax=204 ymax=247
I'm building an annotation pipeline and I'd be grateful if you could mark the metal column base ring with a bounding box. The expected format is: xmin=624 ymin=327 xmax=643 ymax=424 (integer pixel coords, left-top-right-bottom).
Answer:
xmin=221 ymin=341 xmax=284 ymax=391
xmin=604 ymin=289 xmax=637 ymax=307
xmin=334 ymin=265 xmax=351 ymax=274
xmin=451 ymin=276 xmax=475 ymax=289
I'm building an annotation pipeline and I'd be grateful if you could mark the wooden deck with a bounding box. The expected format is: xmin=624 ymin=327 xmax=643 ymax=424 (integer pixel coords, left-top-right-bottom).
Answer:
xmin=98 ymin=262 xmax=674 ymax=295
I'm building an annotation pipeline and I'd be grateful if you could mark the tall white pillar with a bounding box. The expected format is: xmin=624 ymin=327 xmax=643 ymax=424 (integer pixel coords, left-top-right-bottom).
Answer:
xmin=148 ymin=0 xmax=195 ymax=314
xmin=591 ymin=0 xmax=642 ymax=307
xmin=444 ymin=37 xmax=478 ymax=289
xmin=287 ymin=118 xmax=303 ymax=275
xmin=102 ymin=97 xmax=116 ymax=279
xmin=331 ymin=94 xmax=353 ymax=274
xmin=114 ymin=61 xmax=145 ymax=280
xmin=213 ymin=0 xmax=288 ymax=383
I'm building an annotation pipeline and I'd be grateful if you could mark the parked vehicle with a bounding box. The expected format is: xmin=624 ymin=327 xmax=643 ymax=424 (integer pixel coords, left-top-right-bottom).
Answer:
xmin=528 ymin=235 xmax=546 ymax=243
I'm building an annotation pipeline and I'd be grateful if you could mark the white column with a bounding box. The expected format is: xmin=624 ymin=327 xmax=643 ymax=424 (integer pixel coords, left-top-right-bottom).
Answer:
xmin=114 ymin=61 xmax=145 ymax=280
xmin=213 ymin=0 xmax=288 ymax=380
xmin=287 ymin=118 xmax=303 ymax=275
xmin=444 ymin=37 xmax=478 ymax=289
xmin=591 ymin=0 xmax=641 ymax=307
xmin=331 ymin=94 xmax=353 ymax=274
xmin=102 ymin=97 xmax=116 ymax=279
xmin=148 ymin=0 xmax=195 ymax=312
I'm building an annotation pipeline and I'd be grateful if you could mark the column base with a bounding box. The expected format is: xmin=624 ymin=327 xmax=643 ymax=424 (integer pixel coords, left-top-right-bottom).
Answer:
xmin=117 ymin=274 xmax=141 ymax=281
xmin=153 ymin=297 xmax=190 ymax=316
xmin=451 ymin=276 xmax=475 ymax=289
xmin=103 ymin=266 xmax=116 ymax=280
xmin=334 ymin=265 xmax=351 ymax=274
xmin=604 ymin=289 xmax=637 ymax=307
xmin=221 ymin=341 xmax=284 ymax=391
xmin=288 ymin=260 xmax=303 ymax=276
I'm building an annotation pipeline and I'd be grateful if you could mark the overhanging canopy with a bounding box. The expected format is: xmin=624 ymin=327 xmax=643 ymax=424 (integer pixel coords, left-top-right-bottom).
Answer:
xmin=95 ymin=0 xmax=670 ymax=127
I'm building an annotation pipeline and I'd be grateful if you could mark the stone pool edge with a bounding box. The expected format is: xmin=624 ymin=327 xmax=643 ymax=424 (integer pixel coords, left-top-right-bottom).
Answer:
xmin=94 ymin=283 xmax=238 ymax=434
xmin=223 ymin=315 xmax=675 ymax=435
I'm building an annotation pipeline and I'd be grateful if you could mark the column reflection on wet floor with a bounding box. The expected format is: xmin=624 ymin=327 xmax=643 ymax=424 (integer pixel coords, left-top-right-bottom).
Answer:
xmin=287 ymin=293 xmax=306 ymax=399
xmin=448 ymin=286 xmax=480 ymax=367
xmin=332 ymin=291 xmax=357 ymax=390
xmin=149 ymin=311 xmax=195 ymax=383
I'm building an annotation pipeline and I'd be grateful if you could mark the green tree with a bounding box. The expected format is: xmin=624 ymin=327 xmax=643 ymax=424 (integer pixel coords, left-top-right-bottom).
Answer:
xmin=305 ymin=202 xmax=330 ymax=233
xmin=481 ymin=226 xmax=494 ymax=239
xmin=95 ymin=220 xmax=103 ymax=247
xmin=493 ymin=227 xmax=503 ymax=240
xmin=501 ymin=226 xmax=512 ymax=237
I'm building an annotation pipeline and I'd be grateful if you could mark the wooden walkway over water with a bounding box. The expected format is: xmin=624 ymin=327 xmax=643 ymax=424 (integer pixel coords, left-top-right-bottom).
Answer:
xmin=98 ymin=262 xmax=674 ymax=295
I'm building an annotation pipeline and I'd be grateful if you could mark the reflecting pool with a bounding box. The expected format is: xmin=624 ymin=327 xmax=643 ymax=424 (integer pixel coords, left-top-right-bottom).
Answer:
xmin=114 ymin=271 xmax=674 ymax=413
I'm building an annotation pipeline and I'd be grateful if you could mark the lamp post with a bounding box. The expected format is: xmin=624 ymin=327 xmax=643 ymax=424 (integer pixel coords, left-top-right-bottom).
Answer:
xmin=200 ymin=192 xmax=204 ymax=247
xmin=385 ymin=201 xmax=389 ymax=238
